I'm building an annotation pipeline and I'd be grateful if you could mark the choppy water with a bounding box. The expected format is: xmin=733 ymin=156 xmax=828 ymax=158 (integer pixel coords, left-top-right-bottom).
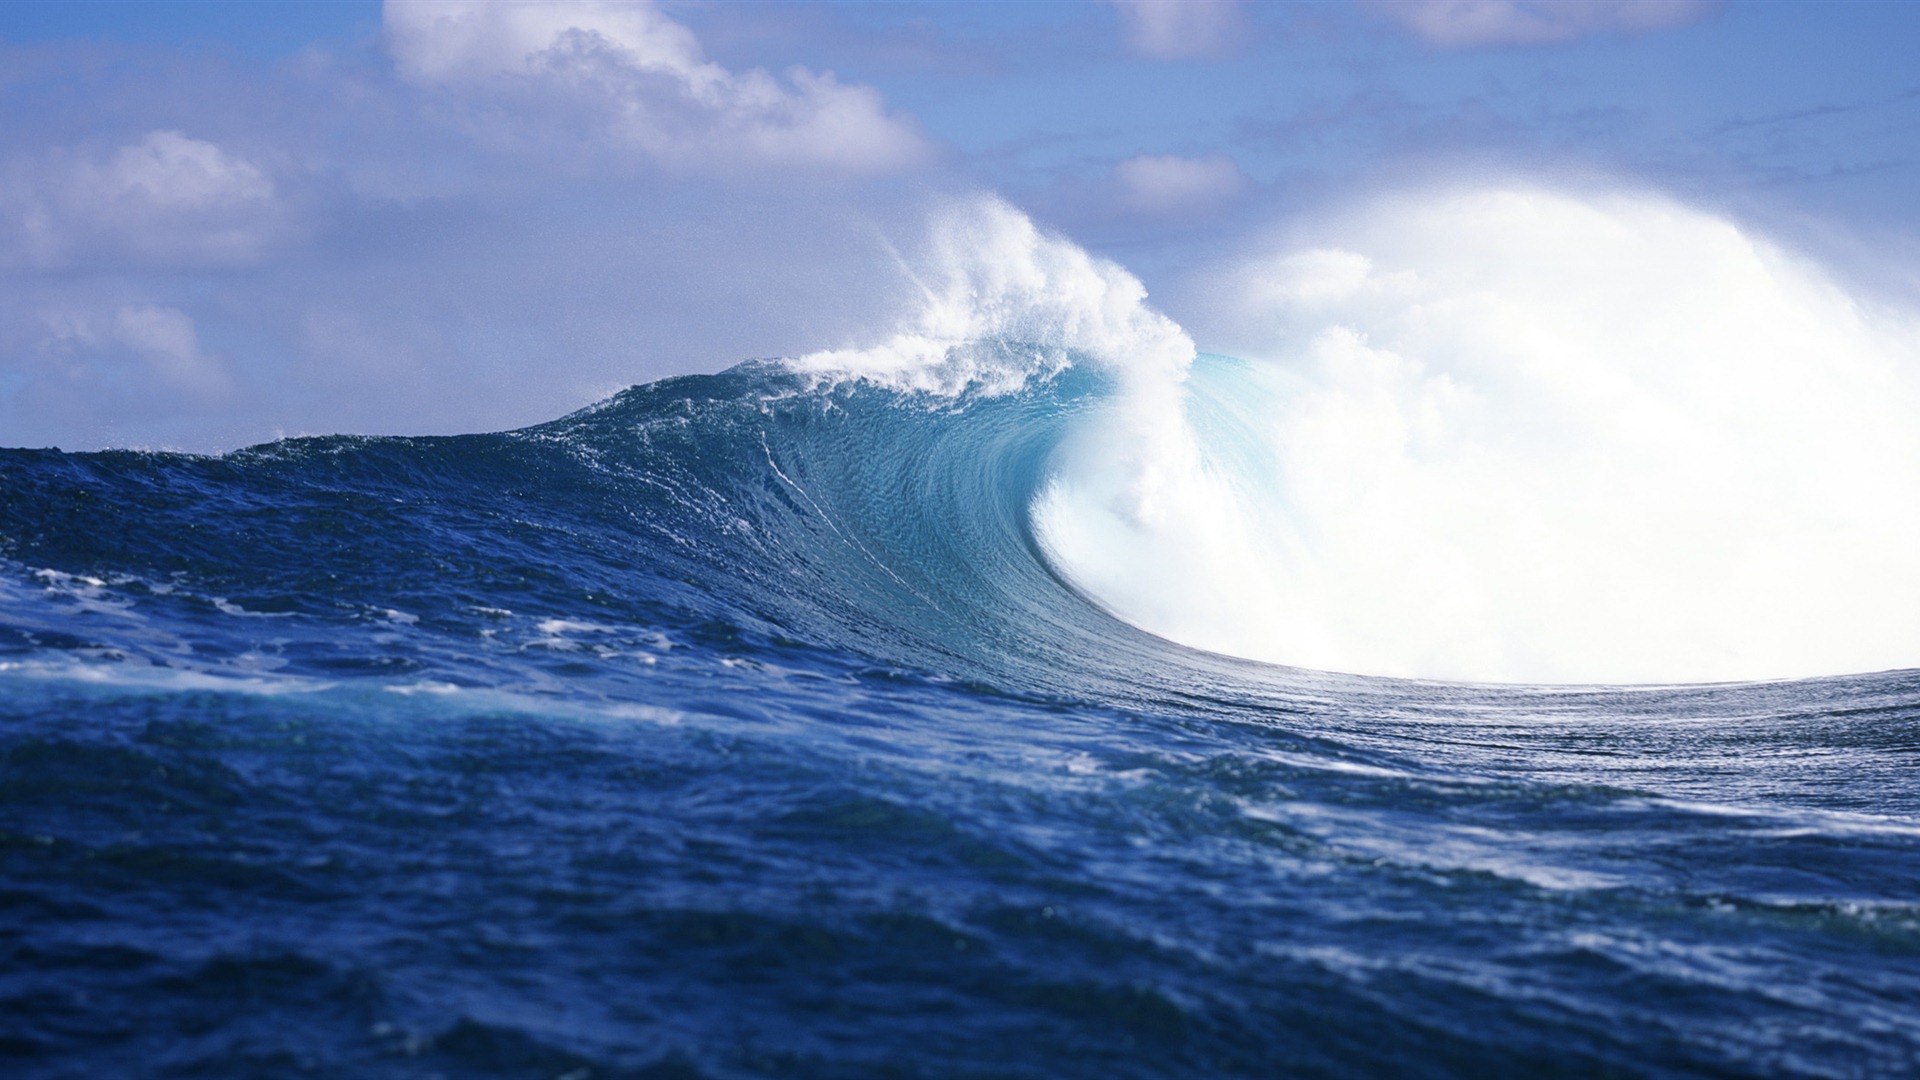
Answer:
xmin=4 ymin=362 xmax=1919 ymax=1078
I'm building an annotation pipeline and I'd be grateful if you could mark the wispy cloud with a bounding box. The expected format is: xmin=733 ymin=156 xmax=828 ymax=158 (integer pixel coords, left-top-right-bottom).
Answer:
xmin=1365 ymin=0 xmax=1717 ymax=49
xmin=1105 ymin=0 xmax=1245 ymax=60
xmin=1113 ymin=153 xmax=1246 ymax=214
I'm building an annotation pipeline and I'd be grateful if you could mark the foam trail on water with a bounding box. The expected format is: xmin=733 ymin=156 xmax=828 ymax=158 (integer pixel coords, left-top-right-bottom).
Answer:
xmin=1037 ymin=187 xmax=1920 ymax=684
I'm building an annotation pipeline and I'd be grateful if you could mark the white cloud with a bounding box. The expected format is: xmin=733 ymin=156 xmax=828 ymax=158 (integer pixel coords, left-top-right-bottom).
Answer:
xmin=103 ymin=130 xmax=274 ymax=209
xmin=381 ymin=0 xmax=929 ymax=171
xmin=386 ymin=0 xmax=700 ymax=82
xmin=1106 ymin=0 xmax=1244 ymax=60
xmin=1114 ymin=153 xmax=1245 ymax=214
xmin=29 ymin=303 xmax=230 ymax=404
xmin=3 ymin=130 xmax=282 ymax=268
xmin=111 ymin=305 xmax=228 ymax=396
xmin=1368 ymin=0 xmax=1717 ymax=48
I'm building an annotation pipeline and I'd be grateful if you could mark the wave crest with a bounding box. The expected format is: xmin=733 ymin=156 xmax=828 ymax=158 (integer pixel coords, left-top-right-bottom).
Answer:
xmin=791 ymin=196 xmax=1193 ymax=397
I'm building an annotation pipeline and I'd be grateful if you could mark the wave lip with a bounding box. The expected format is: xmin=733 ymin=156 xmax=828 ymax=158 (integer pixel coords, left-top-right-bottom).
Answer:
xmin=790 ymin=195 xmax=1193 ymax=398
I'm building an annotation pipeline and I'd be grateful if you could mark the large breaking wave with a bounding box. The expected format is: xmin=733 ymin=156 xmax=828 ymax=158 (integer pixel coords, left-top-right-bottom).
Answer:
xmin=801 ymin=189 xmax=1920 ymax=684
xmin=14 ymin=188 xmax=1912 ymax=689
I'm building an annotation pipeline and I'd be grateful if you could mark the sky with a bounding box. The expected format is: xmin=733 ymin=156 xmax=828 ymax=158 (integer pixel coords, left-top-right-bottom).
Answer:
xmin=2 ymin=0 xmax=1918 ymax=451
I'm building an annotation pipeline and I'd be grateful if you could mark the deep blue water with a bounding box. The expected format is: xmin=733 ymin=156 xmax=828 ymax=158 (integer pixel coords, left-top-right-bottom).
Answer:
xmin=3 ymin=362 xmax=1919 ymax=1078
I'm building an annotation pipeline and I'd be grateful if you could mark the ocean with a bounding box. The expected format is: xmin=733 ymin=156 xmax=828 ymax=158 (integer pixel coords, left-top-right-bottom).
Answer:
xmin=4 ymin=354 xmax=1919 ymax=1078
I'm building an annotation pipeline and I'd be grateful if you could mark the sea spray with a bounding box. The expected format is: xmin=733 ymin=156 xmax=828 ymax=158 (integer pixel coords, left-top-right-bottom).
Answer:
xmin=1036 ymin=188 xmax=1920 ymax=683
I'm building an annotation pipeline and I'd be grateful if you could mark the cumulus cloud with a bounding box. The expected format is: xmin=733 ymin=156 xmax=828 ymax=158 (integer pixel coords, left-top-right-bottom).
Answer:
xmin=1366 ymin=0 xmax=1717 ymax=48
xmin=2 ymin=130 xmax=283 ymax=268
xmin=1113 ymin=153 xmax=1245 ymax=214
xmin=104 ymin=305 xmax=229 ymax=397
xmin=1105 ymin=0 xmax=1245 ymax=60
xmin=15 ymin=302 xmax=231 ymax=421
xmin=382 ymin=0 xmax=930 ymax=171
xmin=101 ymin=130 xmax=272 ymax=209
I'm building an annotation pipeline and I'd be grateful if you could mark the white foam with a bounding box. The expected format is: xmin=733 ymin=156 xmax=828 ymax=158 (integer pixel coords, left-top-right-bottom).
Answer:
xmin=1036 ymin=187 xmax=1920 ymax=683
xmin=0 ymin=655 xmax=331 ymax=695
xmin=534 ymin=618 xmax=613 ymax=635
xmin=212 ymin=597 xmax=293 ymax=619
xmin=791 ymin=195 xmax=1193 ymax=398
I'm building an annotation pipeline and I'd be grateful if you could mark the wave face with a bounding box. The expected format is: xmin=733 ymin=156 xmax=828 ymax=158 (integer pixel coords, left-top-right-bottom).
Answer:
xmin=4 ymin=192 xmax=1920 ymax=1077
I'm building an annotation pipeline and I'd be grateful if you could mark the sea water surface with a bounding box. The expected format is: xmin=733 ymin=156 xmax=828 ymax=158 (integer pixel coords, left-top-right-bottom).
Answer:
xmin=4 ymin=353 xmax=1919 ymax=1079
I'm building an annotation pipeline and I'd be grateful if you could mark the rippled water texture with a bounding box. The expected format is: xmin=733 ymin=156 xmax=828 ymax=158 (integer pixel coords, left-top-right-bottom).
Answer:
xmin=4 ymin=366 xmax=1919 ymax=1078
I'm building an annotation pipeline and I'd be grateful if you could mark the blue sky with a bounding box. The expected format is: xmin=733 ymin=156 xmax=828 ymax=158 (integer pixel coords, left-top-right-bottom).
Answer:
xmin=2 ymin=0 xmax=1917 ymax=450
